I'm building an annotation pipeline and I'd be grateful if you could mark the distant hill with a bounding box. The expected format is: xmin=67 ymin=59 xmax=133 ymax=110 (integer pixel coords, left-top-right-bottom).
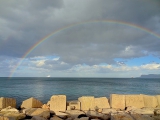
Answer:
xmin=139 ymin=74 xmax=160 ymax=78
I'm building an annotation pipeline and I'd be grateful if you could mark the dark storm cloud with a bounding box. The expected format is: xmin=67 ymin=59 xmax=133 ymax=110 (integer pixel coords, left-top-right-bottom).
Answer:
xmin=0 ymin=0 xmax=160 ymax=67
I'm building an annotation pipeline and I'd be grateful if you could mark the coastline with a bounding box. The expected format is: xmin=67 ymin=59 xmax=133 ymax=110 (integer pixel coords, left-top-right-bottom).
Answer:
xmin=0 ymin=94 xmax=160 ymax=120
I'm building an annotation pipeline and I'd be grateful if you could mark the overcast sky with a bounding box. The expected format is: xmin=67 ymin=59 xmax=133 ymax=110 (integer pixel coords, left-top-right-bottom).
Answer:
xmin=0 ymin=0 xmax=160 ymax=77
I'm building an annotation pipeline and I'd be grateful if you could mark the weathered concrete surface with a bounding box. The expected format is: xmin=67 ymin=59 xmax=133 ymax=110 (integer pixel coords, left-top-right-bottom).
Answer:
xmin=55 ymin=111 xmax=69 ymax=119
xmin=0 ymin=116 xmax=10 ymax=120
xmin=111 ymin=113 xmax=134 ymax=120
xmin=41 ymin=104 xmax=50 ymax=109
xmin=23 ymin=108 xmax=50 ymax=119
xmin=78 ymin=96 xmax=95 ymax=111
xmin=94 ymin=97 xmax=110 ymax=109
xmin=154 ymin=109 xmax=160 ymax=116
xmin=129 ymin=107 xmax=154 ymax=115
xmin=1 ymin=106 xmax=19 ymax=113
xmin=74 ymin=117 xmax=89 ymax=120
xmin=67 ymin=100 xmax=80 ymax=110
xmin=84 ymin=110 xmax=110 ymax=120
xmin=0 ymin=111 xmax=26 ymax=120
xmin=0 ymin=97 xmax=16 ymax=109
xmin=65 ymin=110 xmax=85 ymax=118
xmin=110 ymin=94 xmax=125 ymax=110
xmin=125 ymin=94 xmax=144 ymax=108
xmin=50 ymin=95 xmax=66 ymax=112
xmin=50 ymin=115 xmax=63 ymax=120
xmin=21 ymin=97 xmax=43 ymax=108
xmin=156 ymin=95 xmax=160 ymax=107
xmin=152 ymin=116 xmax=160 ymax=120
xmin=31 ymin=116 xmax=47 ymax=120
xmin=131 ymin=114 xmax=154 ymax=120
xmin=102 ymin=108 xmax=117 ymax=114
xmin=143 ymin=95 xmax=158 ymax=108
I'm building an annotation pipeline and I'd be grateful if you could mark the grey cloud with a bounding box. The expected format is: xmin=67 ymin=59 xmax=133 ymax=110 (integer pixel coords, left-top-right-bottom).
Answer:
xmin=29 ymin=22 xmax=159 ymax=65
xmin=0 ymin=0 xmax=160 ymax=67
xmin=29 ymin=59 xmax=71 ymax=71
xmin=0 ymin=56 xmax=17 ymax=76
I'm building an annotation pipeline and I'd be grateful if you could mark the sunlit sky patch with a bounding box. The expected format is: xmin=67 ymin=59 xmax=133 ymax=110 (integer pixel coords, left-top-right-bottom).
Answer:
xmin=115 ymin=55 xmax=160 ymax=66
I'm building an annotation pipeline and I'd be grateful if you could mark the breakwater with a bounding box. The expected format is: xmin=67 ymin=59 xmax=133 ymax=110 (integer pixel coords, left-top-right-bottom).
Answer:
xmin=0 ymin=94 xmax=160 ymax=120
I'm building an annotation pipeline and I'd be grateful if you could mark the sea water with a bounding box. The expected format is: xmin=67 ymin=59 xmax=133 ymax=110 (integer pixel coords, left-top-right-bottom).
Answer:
xmin=0 ymin=77 xmax=160 ymax=107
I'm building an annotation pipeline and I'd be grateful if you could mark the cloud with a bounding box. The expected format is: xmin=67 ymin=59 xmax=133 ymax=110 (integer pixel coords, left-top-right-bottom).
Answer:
xmin=0 ymin=0 xmax=160 ymax=77
xmin=141 ymin=63 xmax=160 ymax=70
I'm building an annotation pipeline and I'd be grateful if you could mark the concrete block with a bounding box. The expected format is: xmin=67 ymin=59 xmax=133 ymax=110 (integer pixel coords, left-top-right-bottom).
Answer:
xmin=125 ymin=94 xmax=144 ymax=108
xmin=50 ymin=95 xmax=66 ymax=112
xmin=143 ymin=95 xmax=158 ymax=108
xmin=94 ymin=97 xmax=110 ymax=109
xmin=110 ymin=94 xmax=125 ymax=110
xmin=0 ymin=97 xmax=16 ymax=109
xmin=21 ymin=97 xmax=43 ymax=108
xmin=78 ymin=96 xmax=95 ymax=111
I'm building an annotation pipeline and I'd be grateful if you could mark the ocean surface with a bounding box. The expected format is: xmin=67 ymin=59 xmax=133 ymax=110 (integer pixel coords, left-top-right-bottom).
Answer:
xmin=0 ymin=77 xmax=160 ymax=107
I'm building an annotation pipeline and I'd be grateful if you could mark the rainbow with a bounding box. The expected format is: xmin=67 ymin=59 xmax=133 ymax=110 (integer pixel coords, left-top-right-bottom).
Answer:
xmin=9 ymin=19 xmax=160 ymax=78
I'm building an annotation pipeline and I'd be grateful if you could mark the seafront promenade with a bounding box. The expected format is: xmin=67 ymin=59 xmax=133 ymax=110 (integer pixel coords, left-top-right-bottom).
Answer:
xmin=0 ymin=94 xmax=160 ymax=120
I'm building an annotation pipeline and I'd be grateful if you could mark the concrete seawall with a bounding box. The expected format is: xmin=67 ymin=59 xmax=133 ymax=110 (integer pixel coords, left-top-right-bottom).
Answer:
xmin=0 ymin=94 xmax=160 ymax=120
xmin=1 ymin=94 xmax=160 ymax=110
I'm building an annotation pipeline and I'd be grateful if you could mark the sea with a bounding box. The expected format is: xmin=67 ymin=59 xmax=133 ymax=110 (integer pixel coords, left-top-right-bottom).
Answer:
xmin=0 ymin=77 xmax=160 ymax=107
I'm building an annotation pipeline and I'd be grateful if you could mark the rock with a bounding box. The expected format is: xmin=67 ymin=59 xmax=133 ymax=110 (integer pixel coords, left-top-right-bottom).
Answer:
xmin=1 ymin=106 xmax=19 ymax=113
xmin=0 ymin=116 xmax=10 ymax=120
xmin=50 ymin=115 xmax=63 ymax=120
xmin=94 ymin=97 xmax=110 ymax=109
xmin=81 ymin=117 xmax=89 ymax=120
xmin=65 ymin=117 xmax=73 ymax=120
xmin=0 ymin=111 xmax=26 ymax=120
xmin=152 ymin=116 xmax=160 ymax=120
xmin=31 ymin=116 xmax=47 ymax=120
xmin=97 ymin=108 xmax=102 ymax=113
xmin=75 ymin=117 xmax=89 ymax=120
xmin=23 ymin=108 xmax=50 ymax=119
xmin=78 ymin=114 xmax=88 ymax=118
xmin=131 ymin=114 xmax=154 ymax=120
xmin=84 ymin=110 xmax=109 ymax=120
xmin=65 ymin=110 xmax=85 ymax=118
xmin=0 ymin=106 xmax=25 ymax=120
xmin=21 ymin=97 xmax=43 ymax=109
xmin=50 ymin=115 xmax=64 ymax=120
xmin=154 ymin=109 xmax=160 ymax=116
xmin=55 ymin=111 xmax=69 ymax=118
xmin=111 ymin=113 xmax=134 ymax=120
xmin=78 ymin=96 xmax=95 ymax=111
xmin=143 ymin=95 xmax=158 ymax=108
xmin=50 ymin=95 xmax=66 ymax=112
xmin=0 ymin=97 xmax=16 ymax=109
xmin=110 ymin=94 xmax=125 ymax=110
xmin=156 ymin=95 xmax=160 ymax=107
xmin=47 ymin=101 xmax=51 ymax=106
xmin=41 ymin=104 xmax=50 ymax=109
xmin=129 ymin=107 xmax=154 ymax=115
xmin=102 ymin=108 xmax=117 ymax=114
xmin=67 ymin=101 xmax=80 ymax=110
xmin=125 ymin=106 xmax=137 ymax=113
xmin=125 ymin=94 xmax=144 ymax=108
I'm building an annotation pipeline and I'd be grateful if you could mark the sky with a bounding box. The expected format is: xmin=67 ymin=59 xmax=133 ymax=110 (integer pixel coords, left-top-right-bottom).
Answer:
xmin=0 ymin=0 xmax=160 ymax=78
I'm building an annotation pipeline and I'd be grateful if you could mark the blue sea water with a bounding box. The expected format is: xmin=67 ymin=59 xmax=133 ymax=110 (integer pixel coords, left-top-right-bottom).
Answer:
xmin=0 ymin=77 xmax=160 ymax=107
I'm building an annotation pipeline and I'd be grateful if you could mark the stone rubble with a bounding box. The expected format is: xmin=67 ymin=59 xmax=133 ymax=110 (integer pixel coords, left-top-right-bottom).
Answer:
xmin=0 ymin=94 xmax=160 ymax=120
